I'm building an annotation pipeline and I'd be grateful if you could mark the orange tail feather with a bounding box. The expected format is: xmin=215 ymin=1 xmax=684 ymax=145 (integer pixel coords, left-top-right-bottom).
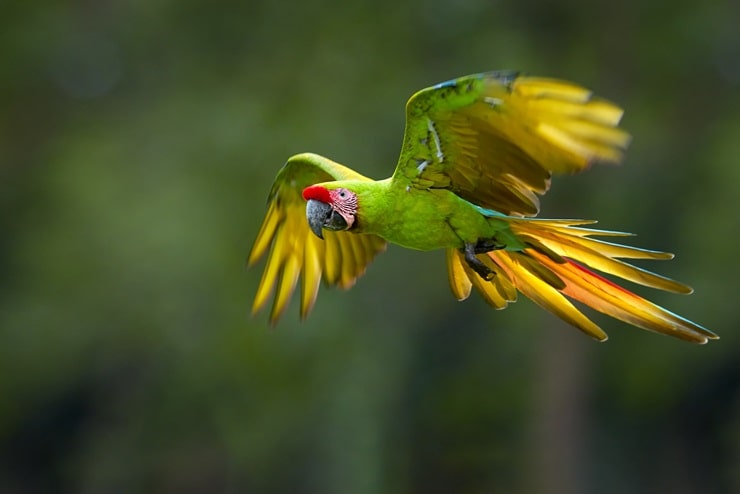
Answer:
xmin=446 ymin=219 xmax=717 ymax=343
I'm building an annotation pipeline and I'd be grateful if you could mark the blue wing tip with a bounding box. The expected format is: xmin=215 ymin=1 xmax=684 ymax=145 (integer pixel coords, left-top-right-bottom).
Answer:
xmin=432 ymin=79 xmax=459 ymax=90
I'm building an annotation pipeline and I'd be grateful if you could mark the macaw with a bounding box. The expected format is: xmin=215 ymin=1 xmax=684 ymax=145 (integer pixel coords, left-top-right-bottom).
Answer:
xmin=248 ymin=71 xmax=717 ymax=343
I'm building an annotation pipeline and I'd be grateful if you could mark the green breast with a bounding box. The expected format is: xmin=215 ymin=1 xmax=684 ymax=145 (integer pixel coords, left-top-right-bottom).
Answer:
xmin=356 ymin=185 xmax=495 ymax=251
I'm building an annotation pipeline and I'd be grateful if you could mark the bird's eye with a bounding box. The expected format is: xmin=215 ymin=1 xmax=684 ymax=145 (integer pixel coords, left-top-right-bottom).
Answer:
xmin=339 ymin=190 xmax=346 ymax=198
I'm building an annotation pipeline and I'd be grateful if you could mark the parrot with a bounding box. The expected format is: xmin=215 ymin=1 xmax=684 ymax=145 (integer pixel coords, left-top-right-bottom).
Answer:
xmin=248 ymin=71 xmax=718 ymax=344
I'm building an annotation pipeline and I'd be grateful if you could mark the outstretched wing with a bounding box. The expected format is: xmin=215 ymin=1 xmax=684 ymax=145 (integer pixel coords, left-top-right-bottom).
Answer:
xmin=248 ymin=153 xmax=387 ymax=324
xmin=391 ymin=71 xmax=631 ymax=216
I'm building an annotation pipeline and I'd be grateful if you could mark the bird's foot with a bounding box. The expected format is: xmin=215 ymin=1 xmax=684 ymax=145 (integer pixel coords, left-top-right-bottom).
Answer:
xmin=463 ymin=242 xmax=500 ymax=281
xmin=472 ymin=237 xmax=506 ymax=254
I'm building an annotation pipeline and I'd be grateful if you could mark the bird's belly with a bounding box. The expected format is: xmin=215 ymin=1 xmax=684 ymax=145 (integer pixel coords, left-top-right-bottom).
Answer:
xmin=384 ymin=223 xmax=462 ymax=251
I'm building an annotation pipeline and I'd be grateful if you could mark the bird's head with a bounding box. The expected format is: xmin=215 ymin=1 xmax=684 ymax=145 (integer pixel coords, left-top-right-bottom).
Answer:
xmin=302 ymin=184 xmax=358 ymax=239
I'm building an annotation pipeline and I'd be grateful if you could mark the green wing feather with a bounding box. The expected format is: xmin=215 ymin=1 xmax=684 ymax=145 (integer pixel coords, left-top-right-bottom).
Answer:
xmin=248 ymin=153 xmax=387 ymax=324
xmin=391 ymin=71 xmax=631 ymax=216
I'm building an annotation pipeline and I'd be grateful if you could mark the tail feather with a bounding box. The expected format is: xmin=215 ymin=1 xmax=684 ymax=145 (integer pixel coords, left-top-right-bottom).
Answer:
xmin=493 ymin=251 xmax=608 ymax=341
xmin=446 ymin=219 xmax=718 ymax=343
xmin=446 ymin=247 xmax=472 ymax=301
xmin=510 ymin=220 xmax=692 ymax=294
xmin=534 ymin=253 xmax=714 ymax=343
xmin=468 ymin=253 xmax=517 ymax=309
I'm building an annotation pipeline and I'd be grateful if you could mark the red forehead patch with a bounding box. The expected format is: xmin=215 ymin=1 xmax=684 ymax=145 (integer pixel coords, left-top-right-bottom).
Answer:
xmin=302 ymin=185 xmax=332 ymax=203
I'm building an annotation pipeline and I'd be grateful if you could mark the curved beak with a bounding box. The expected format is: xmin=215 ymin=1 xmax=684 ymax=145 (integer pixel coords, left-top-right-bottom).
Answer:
xmin=306 ymin=199 xmax=348 ymax=239
xmin=306 ymin=199 xmax=330 ymax=239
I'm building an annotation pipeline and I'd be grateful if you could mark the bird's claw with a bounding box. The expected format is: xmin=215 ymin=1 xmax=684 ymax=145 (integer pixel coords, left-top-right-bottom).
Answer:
xmin=463 ymin=242 xmax=497 ymax=281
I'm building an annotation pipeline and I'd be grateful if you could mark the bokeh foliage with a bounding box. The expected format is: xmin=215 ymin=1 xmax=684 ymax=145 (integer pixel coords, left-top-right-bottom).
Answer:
xmin=1 ymin=0 xmax=738 ymax=493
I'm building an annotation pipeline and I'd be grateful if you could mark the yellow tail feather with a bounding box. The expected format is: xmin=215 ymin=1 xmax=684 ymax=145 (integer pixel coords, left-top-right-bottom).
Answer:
xmin=446 ymin=220 xmax=717 ymax=343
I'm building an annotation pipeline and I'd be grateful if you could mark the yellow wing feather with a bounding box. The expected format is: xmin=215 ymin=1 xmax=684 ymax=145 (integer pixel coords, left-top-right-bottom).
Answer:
xmin=249 ymin=153 xmax=387 ymax=324
xmin=300 ymin=234 xmax=323 ymax=319
xmin=393 ymin=72 xmax=631 ymax=215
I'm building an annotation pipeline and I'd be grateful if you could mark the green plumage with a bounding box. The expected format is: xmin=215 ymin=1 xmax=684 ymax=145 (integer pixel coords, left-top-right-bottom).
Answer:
xmin=318 ymin=178 xmax=518 ymax=251
xmin=249 ymin=72 xmax=717 ymax=343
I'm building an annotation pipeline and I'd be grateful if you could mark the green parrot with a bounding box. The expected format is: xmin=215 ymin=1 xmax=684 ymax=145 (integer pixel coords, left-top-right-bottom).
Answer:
xmin=249 ymin=71 xmax=717 ymax=343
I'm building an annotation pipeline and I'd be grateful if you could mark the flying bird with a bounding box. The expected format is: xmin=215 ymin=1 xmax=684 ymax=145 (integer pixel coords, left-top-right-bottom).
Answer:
xmin=248 ymin=71 xmax=717 ymax=343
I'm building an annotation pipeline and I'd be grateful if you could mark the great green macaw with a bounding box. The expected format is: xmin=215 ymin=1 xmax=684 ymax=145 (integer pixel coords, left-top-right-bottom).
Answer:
xmin=249 ymin=71 xmax=717 ymax=343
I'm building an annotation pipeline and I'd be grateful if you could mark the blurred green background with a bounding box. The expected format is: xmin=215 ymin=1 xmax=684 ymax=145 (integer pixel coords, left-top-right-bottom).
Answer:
xmin=2 ymin=0 xmax=739 ymax=493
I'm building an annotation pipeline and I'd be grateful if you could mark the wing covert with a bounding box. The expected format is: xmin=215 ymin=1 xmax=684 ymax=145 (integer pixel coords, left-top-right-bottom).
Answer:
xmin=392 ymin=71 xmax=631 ymax=216
xmin=248 ymin=153 xmax=387 ymax=324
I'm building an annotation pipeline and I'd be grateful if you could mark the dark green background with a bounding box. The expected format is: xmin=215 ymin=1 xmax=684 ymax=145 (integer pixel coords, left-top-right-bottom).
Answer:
xmin=2 ymin=1 xmax=738 ymax=492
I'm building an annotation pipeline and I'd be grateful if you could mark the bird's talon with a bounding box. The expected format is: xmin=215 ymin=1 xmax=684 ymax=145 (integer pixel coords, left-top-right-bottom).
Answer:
xmin=463 ymin=242 xmax=496 ymax=281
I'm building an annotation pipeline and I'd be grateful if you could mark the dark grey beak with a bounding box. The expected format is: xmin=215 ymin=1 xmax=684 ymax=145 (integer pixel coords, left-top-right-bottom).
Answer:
xmin=306 ymin=199 xmax=330 ymax=239
xmin=306 ymin=199 xmax=348 ymax=239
